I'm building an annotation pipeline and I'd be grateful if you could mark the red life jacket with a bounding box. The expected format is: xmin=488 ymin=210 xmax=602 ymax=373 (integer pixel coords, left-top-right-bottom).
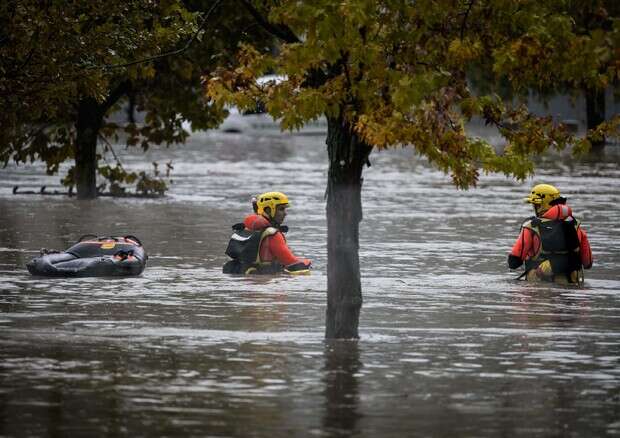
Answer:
xmin=510 ymin=204 xmax=593 ymax=281
xmin=243 ymin=214 xmax=301 ymax=266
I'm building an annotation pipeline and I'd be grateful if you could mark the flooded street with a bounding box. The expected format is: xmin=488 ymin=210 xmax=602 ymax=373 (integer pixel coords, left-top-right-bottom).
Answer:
xmin=1 ymin=132 xmax=619 ymax=437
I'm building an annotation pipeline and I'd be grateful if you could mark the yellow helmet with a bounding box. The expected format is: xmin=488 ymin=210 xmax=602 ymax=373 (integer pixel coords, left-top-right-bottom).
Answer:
xmin=524 ymin=183 xmax=562 ymax=213
xmin=256 ymin=191 xmax=289 ymax=219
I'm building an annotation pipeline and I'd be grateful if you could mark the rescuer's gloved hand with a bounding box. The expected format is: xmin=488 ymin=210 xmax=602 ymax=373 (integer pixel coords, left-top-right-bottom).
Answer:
xmin=508 ymin=254 xmax=523 ymax=269
xmin=284 ymin=259 xmax=312 ymax=275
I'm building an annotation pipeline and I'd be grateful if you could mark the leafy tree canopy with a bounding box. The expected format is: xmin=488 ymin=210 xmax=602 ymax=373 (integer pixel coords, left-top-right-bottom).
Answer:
xmin=207 ymin=0 xmax=620 ymax=188
xmin=0 ymin=0 xmax=200 ymax=194
xmin=1 ymin=0 xmax=270 ymax=196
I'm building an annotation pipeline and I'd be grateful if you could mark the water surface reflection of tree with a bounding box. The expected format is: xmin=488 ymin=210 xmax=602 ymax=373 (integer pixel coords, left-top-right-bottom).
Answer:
xmin=322 ymin=340 xmax=363 ymax=436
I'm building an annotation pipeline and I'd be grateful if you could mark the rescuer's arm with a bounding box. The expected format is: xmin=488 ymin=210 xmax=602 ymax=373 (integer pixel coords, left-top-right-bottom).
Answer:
xmin=267 ymin=232 xmax=311 ymax=269
xmin=508 ymin=228 xmax=533 ymax=269
xmin=577 ymin=227 xmax=593 ymax=269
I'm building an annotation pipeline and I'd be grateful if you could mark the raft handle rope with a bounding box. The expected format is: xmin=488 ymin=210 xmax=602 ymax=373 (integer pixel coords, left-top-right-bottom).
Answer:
xmin=77 ymin=234 xmax=99 ymax=242
xmin=78 ymin=235 xmax=119 ymax=243
xmin=124 ymin=235 xmax=143 ymax=246
xmin=77 ymin=235 xmax=142 ymax=245
xmin=98 ymin=236 xmax=120 ymax=242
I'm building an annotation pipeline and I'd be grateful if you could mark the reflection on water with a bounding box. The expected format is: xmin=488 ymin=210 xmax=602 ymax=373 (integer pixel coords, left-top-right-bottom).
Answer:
xmin=322 ymin=341 xmax=362 ymax=437
xmin=0 ymin=132 xmax=619 ymax=437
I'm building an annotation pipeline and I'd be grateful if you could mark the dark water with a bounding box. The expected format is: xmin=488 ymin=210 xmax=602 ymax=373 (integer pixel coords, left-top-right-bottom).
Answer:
xmin=1 ymin=132 xmax=619 ymax=437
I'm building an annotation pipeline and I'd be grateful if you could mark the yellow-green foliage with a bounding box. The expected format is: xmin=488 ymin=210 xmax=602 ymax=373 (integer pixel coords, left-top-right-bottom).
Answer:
xmin=1 ymin=0 xmax=198 ymax=124
xmin=206 ymin=0 xmax=620 ymax=188
xmin=0 ymin=0 xmax=199 ymax=193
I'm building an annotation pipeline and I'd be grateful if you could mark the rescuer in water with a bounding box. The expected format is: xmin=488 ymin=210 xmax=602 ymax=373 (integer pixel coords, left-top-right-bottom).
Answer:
xmin=508 ymin=183 xmax=592 ymax=284
xmin=223 ymin=191 xmax=312 ymax=275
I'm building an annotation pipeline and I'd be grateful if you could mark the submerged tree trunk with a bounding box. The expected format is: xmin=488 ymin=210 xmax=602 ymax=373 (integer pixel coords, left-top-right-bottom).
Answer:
xmin=585 ymin=87 xmax=606 ymax=151
xmin=325 ymin=115 xmax=372 ymax=339
xmin=75 ymin=97 xmax=104 ymax=199
xmin=73 ymin=83 xmax=129 ymax=199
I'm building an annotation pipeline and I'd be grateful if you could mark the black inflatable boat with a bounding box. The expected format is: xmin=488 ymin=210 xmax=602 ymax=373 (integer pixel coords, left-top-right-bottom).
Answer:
xmin=26 ymin=235 xmax=147 ymax=277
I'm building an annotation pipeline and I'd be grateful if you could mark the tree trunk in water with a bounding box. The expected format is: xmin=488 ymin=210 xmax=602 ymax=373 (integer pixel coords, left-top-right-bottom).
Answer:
xmin=585 ymin=87 xmax=606 ymax=151
xmin=75 ymin=98 xmax=104 ymax=199
xmin=325 ymin=115 xmax=372 ymax=339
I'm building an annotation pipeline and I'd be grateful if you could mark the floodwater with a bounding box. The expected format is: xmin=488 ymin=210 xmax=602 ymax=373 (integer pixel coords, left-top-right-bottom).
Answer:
xmin=1 ymin=130 xmax=619 ymax=437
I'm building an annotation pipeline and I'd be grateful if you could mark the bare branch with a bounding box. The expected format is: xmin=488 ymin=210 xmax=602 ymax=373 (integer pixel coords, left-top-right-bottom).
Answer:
xmin=460 ymin=0 xmax=475 ymax=40
xmin=102 ymin=80 xmax=132 ymax=111
xmin=98 ymin=134 xmax=124 ymax=169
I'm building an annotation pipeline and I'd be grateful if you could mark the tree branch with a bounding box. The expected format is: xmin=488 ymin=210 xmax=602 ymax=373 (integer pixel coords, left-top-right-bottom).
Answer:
xmin=239 ymin=0 xmax=300 ymax=43
xmin=95 ymin=0 xmax=225 ymax=71
xmin=98 ymin=134 xmax=124 ymax=169
xmin=460 ymin=0 xmax=475 ymax=40
xmin=103 ymin=80 xmax=132 ymax=111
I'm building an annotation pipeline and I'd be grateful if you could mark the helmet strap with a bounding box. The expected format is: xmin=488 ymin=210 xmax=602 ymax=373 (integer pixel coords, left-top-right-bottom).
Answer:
xmin=262 ymin=208 xmax=277 ymax=222
xmin=534 ymin=204 xmax=543 ymax=217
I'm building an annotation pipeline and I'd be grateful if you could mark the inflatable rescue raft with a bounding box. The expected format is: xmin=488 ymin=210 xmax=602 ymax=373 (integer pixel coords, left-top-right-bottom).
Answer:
xmin=26 ymin=235 xmax=147 ymax=277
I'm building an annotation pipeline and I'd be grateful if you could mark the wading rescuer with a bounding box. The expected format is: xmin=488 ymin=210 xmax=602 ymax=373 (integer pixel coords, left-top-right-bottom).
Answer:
xmin=223 ymin=191 xmax=312 ymax=275
xmin=508 ymin=184 xmax=592 ymax=284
